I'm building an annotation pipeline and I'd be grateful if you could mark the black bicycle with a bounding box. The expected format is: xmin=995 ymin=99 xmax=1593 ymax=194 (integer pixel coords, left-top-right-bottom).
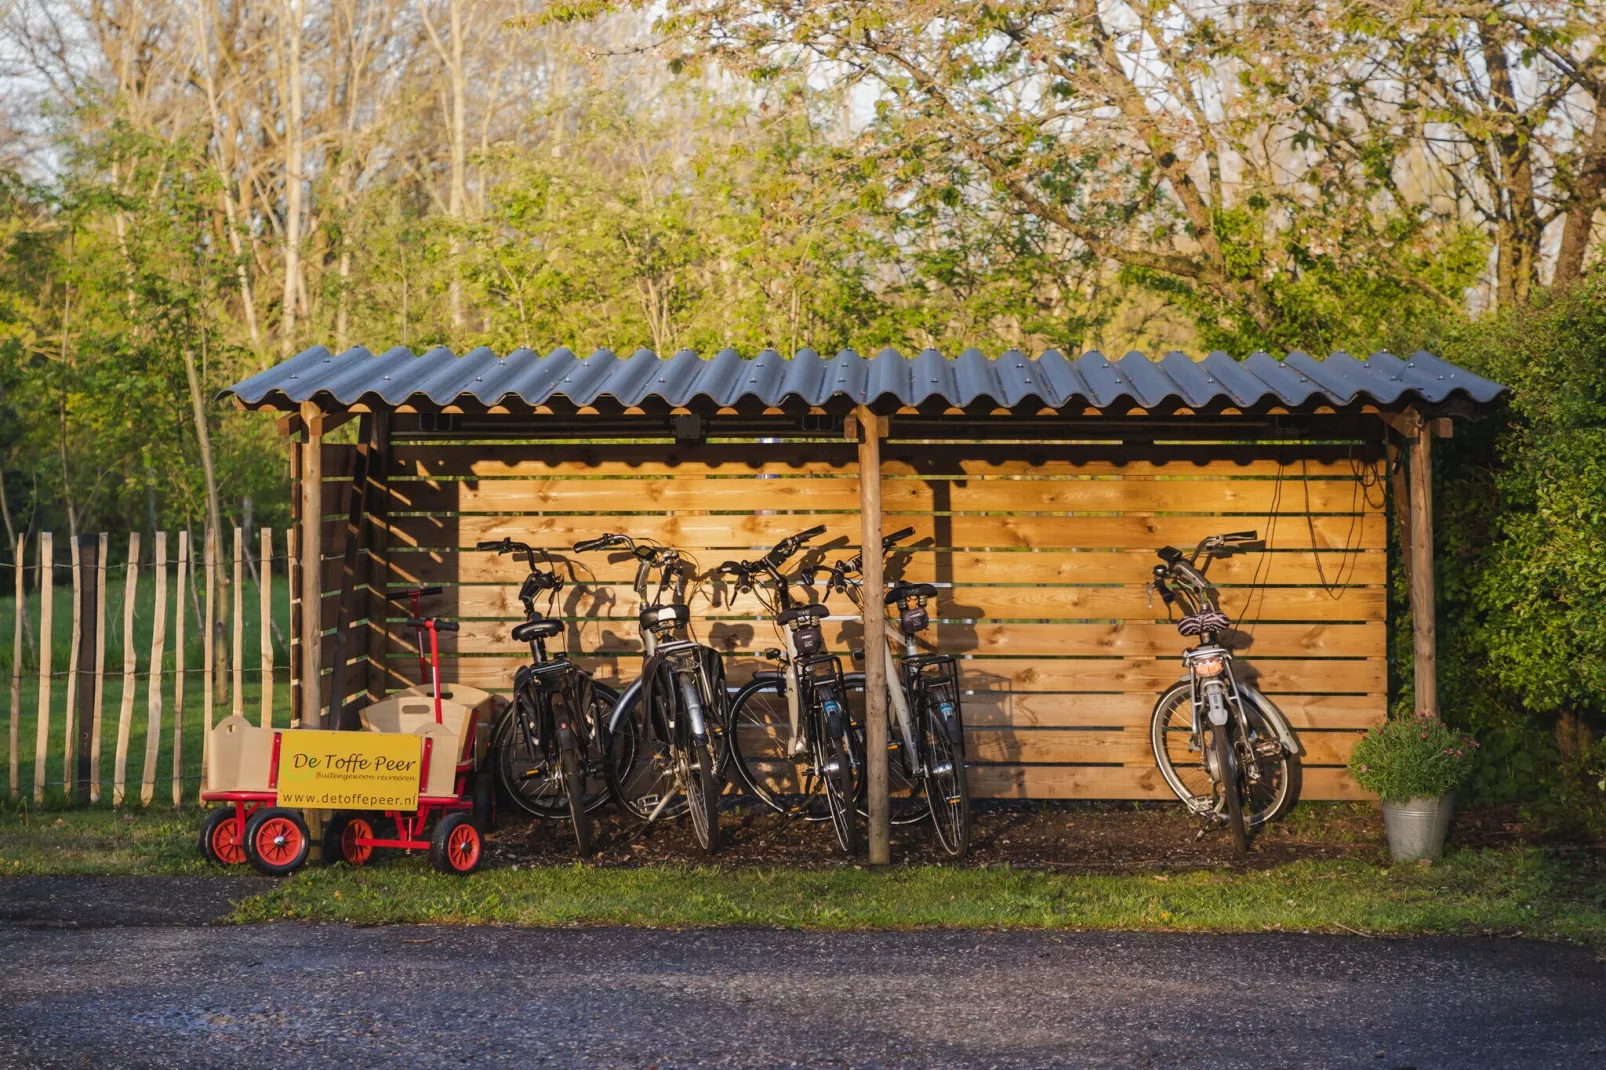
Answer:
xmin=819 ymin=527 xmax=971 ymax=857
xmin=1148 ymin=531 xmax=1304 ymax=855
xmin=718 ymin=525 xmax=864 ymax=854
xmin=481 ymin=537 xmax=618 ymax=855
xmin=573 ymin=533 xmax=729 ymax=854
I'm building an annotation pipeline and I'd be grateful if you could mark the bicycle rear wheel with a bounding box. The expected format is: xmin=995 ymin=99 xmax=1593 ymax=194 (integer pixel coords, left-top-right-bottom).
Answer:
xmin=815 ymin=699 xmax=860 ymax=855
xmin=494 ymin=682 xmax=617 ymax=819
xmin=918 ymin=694 xmax=970 ymax=858
xmin=725 ymin=676 xmax=804 ymax=815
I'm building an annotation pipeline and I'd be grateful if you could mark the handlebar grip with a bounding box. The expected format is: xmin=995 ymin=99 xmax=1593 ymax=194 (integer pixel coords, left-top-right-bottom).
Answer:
xmin=433 ymin=620 xmax=460 ymax=633
xmin=572 ymin=536 xmax=610 ymax=553
xmin=883 ymin=526 xmax=916 ymax=546
xmin=715 ymin=560 xmax=745 ymax=576
xmin=1222 ymin=530 xmax=1259 ymax=541
xmin=404 ymin=617 xmax=425 ymax=628
xmin=418 ymin=586 xmax=443 ymax=597
xmin=799 ymin=524 xmax=827 ymax=540
xmin=476 ymin=540 xmax=504 ymax=552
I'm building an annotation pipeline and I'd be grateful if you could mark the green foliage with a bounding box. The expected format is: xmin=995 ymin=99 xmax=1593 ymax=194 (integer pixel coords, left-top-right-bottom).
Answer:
xmin=1348 ymin=713 xmax=1478 ymax=801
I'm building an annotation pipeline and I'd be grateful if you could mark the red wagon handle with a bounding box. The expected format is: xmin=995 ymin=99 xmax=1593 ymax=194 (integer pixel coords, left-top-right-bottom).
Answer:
xmin=405 ymin=617 xmax=459 ymax=724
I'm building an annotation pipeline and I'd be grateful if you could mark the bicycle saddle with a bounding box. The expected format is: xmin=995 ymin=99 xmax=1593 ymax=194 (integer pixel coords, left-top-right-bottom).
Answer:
xmin=884 ymin=582 xmax=938 ymax=605
xmin=777 ymin=604 xmax=828 ymax=625
xmin=639 ymin=603 xmax=690 ymax=629
xmin=1177 ymin=610 xmax=1231 ymax=636
xmin=513 ymin=618 xmax=563 ymax=642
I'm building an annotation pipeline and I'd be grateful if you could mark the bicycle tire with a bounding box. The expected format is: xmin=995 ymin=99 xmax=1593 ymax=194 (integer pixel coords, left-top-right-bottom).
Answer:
xmin=559 ymin=729 xmax=593 ymax=856
xmin=844 ymin=673 xmax=930 ymax=827
xmin=1149 ymin=681 xmax=1302 ymax=829
xmin=817 ymin=713 xmax=859 ymax=855
xmin=918 ymin=694 xmax=970 ymax=858
xmin=1211 ymin=724 xmax=1248 ymax=857
xmin=606 ymin=661 xmax=688 ymax=821
xmin=724 ymin=676 xmax=800 ymax=815
xmin=684 ymin=740 xmax=721 ymax=854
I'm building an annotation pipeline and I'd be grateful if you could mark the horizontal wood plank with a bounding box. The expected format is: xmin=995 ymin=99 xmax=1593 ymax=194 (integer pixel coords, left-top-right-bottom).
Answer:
xmin=967 ymin=727 xmax=1361 ymax=766
xmin=966 ymin=764 xmax=1367 ymax=800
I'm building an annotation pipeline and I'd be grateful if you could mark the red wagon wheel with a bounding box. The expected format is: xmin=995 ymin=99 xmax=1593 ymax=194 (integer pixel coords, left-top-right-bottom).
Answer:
xmin=322 ymin=815 xmax=377 ymax=866
xmin=199 ymin=808 xmax=247 ymax=866
xmin=429 ymin=812 xmax=483 ymax=875
xmin=243 ymin=807 xmax=311 ymax=876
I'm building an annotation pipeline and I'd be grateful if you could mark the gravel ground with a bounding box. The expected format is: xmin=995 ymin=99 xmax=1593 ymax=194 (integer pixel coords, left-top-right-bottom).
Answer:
xmin=1 ymin=906 xmax=1603 ymax=1069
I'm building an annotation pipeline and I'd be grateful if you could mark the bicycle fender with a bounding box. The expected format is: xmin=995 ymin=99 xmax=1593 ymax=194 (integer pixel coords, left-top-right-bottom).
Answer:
xmin=1241 ymin=686 xmax=1303 ymax=756
xmin=608 ymin=677 xmax=644 ymax=733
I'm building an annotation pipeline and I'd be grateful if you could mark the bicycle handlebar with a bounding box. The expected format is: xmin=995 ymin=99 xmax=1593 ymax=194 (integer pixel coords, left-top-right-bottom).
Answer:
xmin=572 ymin=535 xmax=619 ymax=554
xmin=389 ymin=586 xmax=442 ymax=602
xmin=404 ymin=617 xmax=459 ymax=632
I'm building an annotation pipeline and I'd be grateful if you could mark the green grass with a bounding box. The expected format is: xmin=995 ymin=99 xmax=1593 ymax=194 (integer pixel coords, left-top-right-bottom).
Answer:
xmin=3 ymin=809 xmax=1602 ymax=946
xmin=1 ymin=574 xmax=292 ymax=805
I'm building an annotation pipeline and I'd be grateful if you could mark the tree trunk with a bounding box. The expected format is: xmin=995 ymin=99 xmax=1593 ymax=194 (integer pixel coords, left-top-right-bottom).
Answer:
xmin=280 ymin=0 xmax=305 ymax=356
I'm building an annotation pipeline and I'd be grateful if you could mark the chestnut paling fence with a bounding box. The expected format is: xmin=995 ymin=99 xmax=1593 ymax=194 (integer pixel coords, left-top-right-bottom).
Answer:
xmin=3 ymin=528 xmax=290 ymax=806
xmin=5 ymin=433 xmax=1388 ymax=808
xmin=313 ymin=430 xmax=1387 ymax=802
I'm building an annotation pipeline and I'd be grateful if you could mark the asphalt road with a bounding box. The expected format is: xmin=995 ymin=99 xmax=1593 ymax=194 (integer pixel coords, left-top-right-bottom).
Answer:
xmin=1 ymin=882 xmax=1603 ymax=1069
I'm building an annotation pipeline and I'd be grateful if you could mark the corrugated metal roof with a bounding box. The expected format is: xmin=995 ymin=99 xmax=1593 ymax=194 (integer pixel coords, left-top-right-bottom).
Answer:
xmin=221 ymin=345 xmax=1505 ymax=415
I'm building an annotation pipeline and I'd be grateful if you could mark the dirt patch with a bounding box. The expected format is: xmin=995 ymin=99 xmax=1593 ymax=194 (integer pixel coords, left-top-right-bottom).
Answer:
xmin=483 ymin=799 xmax=1583 ymax=872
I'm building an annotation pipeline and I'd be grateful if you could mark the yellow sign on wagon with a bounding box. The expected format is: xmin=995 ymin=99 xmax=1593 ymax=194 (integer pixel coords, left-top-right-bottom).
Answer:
xmin=276 ymin=730 xmax=423 ymax=810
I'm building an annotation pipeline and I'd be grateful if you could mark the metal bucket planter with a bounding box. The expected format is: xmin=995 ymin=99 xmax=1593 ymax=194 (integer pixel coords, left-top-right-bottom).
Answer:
xmin=1381 ymin=793 xmax=1455 ymax=861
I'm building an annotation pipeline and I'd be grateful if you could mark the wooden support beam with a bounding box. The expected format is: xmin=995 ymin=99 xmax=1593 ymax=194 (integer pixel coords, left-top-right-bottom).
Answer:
xmin=289 ymin=447 xmax=304 ymax=727
xmin=856 ymin=407 xmax=890 ymax=865
xmin=199 ymin=528 xmax=217 ymax=804
xmin=232 ymin=526 xmax=244 ymax=719
xmin=328 ymin=413 xmax=374 ymax=729
xmin=300 ymin=401 xmax=325 ymax=728
xmin=365 ymin=413 xmax=392 ymax=705
xmin=1408 ymin=414 xmax=1438 ymax=719
xmin=63 ymin=536 xmax=81 ymax=803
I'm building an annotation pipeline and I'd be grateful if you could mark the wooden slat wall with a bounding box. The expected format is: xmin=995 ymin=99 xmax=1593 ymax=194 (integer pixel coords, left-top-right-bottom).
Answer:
xmin=330 ymin=436 xmax=1388 ymax=800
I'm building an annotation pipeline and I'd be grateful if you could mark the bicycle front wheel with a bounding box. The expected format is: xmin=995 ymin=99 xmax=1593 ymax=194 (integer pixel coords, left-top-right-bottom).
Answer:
xmin=725 ymin=676 xmax=802 ymax=815
xmin=495 ymin=683 xmax=617 ymax=819
xmin=606 ymin=663 xmax=687 ymax=821
xmin=816 ymin=706 xmax=860 ymax=855
xmin=683 ymin=741 xmax=721 ymax=855
xmin=559 ymin=730 xmax=593 ymax=856
xmin=1149 ymin=681 xmax=1301 ymax=830
xmin=1210 ymin=723 xmax=1248 ymax=857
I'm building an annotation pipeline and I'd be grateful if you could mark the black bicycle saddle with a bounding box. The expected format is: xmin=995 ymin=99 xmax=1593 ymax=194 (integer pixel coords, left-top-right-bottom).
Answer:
xmin=884 ymin=582 xmax=938 ymax=605
xmin=777 ymin=604 xmax=828 ymax=625
xmin=513 ymin=618 xmax=563 ymax=642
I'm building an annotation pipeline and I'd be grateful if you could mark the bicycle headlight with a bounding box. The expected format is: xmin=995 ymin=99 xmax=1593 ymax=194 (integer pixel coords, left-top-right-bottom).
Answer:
xmin=1193 ymin=656 xmax=1225 ymax=678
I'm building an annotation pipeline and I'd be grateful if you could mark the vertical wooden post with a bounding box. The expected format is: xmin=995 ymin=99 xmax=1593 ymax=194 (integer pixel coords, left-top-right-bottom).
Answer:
xmin=199 ymin=528 xmax=217 ymax=804
xmin=329 ymin=414 xmax=373 ymax=729
xmin=33 ymin=532 xmax=53 ymax=804
xmin=365 ymin=412 xmax=392 ymax=705
xmin=140 ymin=532 xmax=167 ymax=806
xmin=171 ymin=531 xmax=188 ymax=807
xmin=63 ymin=537 xmax=82 ymax=802
xmin=89 ymin=533 xmax=107 ymax=803
xmin=232 ymin=525 xmax=244 ymax=718
xmin=73 ymin=537 xmax=99 ymax=800
xmin=288 ymin=462 xmax=303 ymax=728
xmin=856 ymin=408 xmax=890 ymax=865
xmin=260 ymin=527 xmax=274 ymax=728
xmin=1408 ymin=414 xmax=1438 ymax=719
xmin=300 ymin=403 xmax=324 ymax=728
xmin=9 ymin=534 xmax=23 ymax=800
xmin=113 ymin=533 xmax=140 ymax=806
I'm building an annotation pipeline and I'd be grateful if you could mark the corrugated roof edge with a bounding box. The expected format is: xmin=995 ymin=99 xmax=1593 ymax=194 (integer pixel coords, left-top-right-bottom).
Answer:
xmin=220 ymin=345 xmax=1507 ymax=415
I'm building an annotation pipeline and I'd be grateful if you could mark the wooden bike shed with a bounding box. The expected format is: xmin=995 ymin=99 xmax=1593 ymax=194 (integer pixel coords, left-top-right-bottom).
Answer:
xmin=223 ymin=345 xmax=1503 ymax=860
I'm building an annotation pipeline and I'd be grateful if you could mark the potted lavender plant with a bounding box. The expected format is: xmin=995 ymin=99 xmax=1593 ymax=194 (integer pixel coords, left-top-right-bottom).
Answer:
xmin=1348 ymin=713 xmax=1479 ymax=861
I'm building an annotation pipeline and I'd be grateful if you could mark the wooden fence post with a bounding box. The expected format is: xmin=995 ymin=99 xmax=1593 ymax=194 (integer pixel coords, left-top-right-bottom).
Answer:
xmin=329 ymin=414 xmax=373 ymax=729
xmin=63 ymin=537 xmax=81 ymax=802
xmin=232 ymin=525 xmax=244 ymax=719
xmin=33 ymin=532 xmax=52 ymax=804
xmin=140 ymin=532 xmax=167 ymax=806
xmin=260 ymin=527 xmax=274 ymax=728
xmin=73 ymin=537 xmax=99 ymax=800
xmin=199 ymin=527 xmax=216 ymax=804
xmin=365 ymin=412 xmax=392 ymax=705
xmin=8 ymin=534 xmax=22 ymax=801
xmin=856 ymin=409 xmax=890 ymax=866
xmin=112 ymin=533 xmax=140 ymax=806
xmin=90 ymin=533 xmax=108 ymax=803
xmin=172 ymin=531 xmax=188 ymax=806
xmin=289 ymin=444 xmax=303 ymax=727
